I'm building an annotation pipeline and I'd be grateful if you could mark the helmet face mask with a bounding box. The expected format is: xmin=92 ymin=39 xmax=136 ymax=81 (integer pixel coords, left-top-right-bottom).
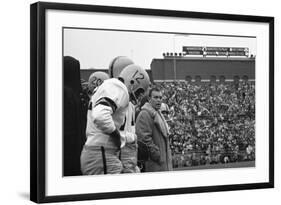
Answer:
xmin=129 ymin=88 xmax=145 ymax=105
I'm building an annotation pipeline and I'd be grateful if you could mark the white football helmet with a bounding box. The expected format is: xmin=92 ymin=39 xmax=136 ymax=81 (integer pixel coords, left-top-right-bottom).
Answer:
xmin=118 ymin=64 xmax=150 ymax=104
xmin=108 ymin=56 xmax=134 ymax=78
xmin=88 ymin=71 xmax=109 ymax=95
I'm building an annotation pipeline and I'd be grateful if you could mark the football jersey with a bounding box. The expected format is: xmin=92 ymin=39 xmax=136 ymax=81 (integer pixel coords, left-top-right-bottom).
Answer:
xmin=120 ymin=102 xmax=139 ymax=173
xmin=85 ymin=78 xmax=129 ymax=148
xmin=120 ymin=102 xmax=136 ymax=146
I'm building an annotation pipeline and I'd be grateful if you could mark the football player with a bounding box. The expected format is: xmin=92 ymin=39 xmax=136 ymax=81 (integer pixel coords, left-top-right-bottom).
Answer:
xmin=110 ymin=57 xmax=150 ymax=173
xmin=87 ymin=71 xmax=109 ymax=97
xmin=80 ymin=64 xmax=150 ymax=175
xmin=108 ymin=56 xmax=134 ymax=78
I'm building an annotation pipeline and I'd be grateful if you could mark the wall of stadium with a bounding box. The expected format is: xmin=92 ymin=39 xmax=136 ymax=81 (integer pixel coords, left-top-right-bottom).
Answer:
xmin=151 ymin=57 xmax=255 ymax=81
xmin=80 ymin=69 xmax=107 ymax=81
xmin=80 ymin=69 xmax=153 ymax=82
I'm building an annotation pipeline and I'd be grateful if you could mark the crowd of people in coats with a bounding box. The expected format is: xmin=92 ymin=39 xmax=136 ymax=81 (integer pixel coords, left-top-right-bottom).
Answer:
xmin=79 ymin=80 xmax=256 ymax=169
xmin=154 ymin=81 xmax=255 ymax=167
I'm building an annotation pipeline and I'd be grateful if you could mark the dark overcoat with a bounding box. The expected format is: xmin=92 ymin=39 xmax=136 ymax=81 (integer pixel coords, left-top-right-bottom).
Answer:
xmin=63 ymin=56 xmax=85 ymax=176
xmin=136 ymin=103 xmax=173 ymax=172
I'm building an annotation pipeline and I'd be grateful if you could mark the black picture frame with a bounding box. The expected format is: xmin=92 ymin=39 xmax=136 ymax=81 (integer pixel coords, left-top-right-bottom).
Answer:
xmin=30 ymin=2 xmax=274 ymax=203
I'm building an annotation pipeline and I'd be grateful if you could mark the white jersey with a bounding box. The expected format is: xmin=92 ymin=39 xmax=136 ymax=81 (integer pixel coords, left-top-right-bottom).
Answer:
xmin=120 ymin=102 xmax=136 ymax=146
xmin=85 ymin=78 xmax=129 ymax=148
xmin=120 ymin=102 xmax=139 ymax=173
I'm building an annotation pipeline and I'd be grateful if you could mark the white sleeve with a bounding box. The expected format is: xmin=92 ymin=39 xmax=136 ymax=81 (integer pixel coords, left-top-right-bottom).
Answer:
xmin=91 ymin=104 xmax=116 ymax=134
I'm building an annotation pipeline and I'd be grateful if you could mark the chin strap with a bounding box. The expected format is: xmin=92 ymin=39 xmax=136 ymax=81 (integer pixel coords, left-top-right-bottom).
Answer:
xmin=128 ymin=85 xmax=138 ymax=105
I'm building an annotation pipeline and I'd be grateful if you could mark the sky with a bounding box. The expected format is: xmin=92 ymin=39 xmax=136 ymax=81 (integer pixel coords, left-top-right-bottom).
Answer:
xmin=63 ymin=28 xmax=256 ymax=70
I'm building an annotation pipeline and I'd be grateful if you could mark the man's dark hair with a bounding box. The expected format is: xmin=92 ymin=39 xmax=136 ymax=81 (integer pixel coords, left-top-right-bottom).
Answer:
xmin=148 ymin=87 xmax=161 ymax=97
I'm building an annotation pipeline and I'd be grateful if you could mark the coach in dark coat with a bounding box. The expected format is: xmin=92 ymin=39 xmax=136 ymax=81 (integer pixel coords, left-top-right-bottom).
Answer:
xmin=63 ymin=56 xmax=85 ymax=176
xmin=136 ymin=88 xmax=173 ymax=172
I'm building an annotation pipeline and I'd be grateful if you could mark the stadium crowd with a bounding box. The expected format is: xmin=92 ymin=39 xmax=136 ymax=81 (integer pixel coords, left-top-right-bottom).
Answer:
xmin=154 ymin=81 xmax=255 ymax=168
xmin=79 ymin=78 xmax=256 ymax=169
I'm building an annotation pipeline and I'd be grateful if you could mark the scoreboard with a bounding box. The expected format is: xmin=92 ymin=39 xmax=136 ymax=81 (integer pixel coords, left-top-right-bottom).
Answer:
xmin=182 ymin=46 xmax=249 ymax=57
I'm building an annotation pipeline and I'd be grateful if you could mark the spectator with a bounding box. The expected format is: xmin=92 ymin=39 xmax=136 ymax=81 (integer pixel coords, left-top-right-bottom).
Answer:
xmin=136 ymin=88 xmax=173 ymax=172
xmin=63 ymin=56 xmax=85 ymax=176
xmin=87 ymin=71 xmax=109 ymax=97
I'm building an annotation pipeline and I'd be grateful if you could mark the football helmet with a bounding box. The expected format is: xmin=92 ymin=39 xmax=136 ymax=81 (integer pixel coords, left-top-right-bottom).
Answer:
xmin=118 ymin=64 xmax=150 ymax=104
xmin=108 ymin=56 xmax=134 ymax=78
xmin=88 ymin=71 xmax=109 ymax=95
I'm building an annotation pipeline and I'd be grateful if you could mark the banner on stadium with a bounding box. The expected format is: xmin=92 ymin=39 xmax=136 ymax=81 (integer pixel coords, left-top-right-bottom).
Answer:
xmin=182 ymin=46 xmax=248 ymax=56
xmin=228 ymin=51 xmax=246 ymax=56
xmin=182 ymin=46 xmax=204 ymax=51
xmin=229 ymin=47 xmax=248 ymax=52
xmin=206 ymin=47 xmax=229 ymax=51
xmin=205 ymin=51 xmax=217 ymax=56
xmin=184 ymin=51 xmax=203 ymax=55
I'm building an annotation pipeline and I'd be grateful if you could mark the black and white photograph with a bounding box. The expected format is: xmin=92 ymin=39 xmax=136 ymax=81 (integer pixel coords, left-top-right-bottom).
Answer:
xmin=29 ymin=2 xmax=274 ymax=203
xmin=63 ymin=28 xmax=256 ymax=176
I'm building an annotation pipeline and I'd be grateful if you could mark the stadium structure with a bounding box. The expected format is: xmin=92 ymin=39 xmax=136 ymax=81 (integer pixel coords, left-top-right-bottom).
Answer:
xmin=80 ymin=46 xmax=255 ymax=83
xmin=80 ymin=68 xmax=153 ymax=83
xmin=151 ymin=46 xmax=255 ymax=83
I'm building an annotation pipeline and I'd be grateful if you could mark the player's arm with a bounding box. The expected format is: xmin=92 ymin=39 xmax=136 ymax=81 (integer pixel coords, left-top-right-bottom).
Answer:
xmin=120 ymin=105 xmax=137 ymax=146
xmin=136 ymin=110 xmax=161 ymax=163
xmin=91 ymin=97 xmax=121 ymax=147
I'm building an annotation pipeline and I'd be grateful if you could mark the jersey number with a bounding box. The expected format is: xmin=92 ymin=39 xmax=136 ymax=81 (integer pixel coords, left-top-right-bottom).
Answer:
xmin=119 ymin=113 xmax=135 ymax=131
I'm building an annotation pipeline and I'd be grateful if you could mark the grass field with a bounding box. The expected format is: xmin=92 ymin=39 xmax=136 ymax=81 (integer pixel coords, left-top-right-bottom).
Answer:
xmin=174 ymin=161 xmax=255 ymax=171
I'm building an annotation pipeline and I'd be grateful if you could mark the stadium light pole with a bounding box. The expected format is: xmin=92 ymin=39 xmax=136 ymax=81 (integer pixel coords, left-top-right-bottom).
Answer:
xmin=173 ymin=36 xmax=176 ymax=81
xmin=173 ymin=34 xmax=191 ymax=81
